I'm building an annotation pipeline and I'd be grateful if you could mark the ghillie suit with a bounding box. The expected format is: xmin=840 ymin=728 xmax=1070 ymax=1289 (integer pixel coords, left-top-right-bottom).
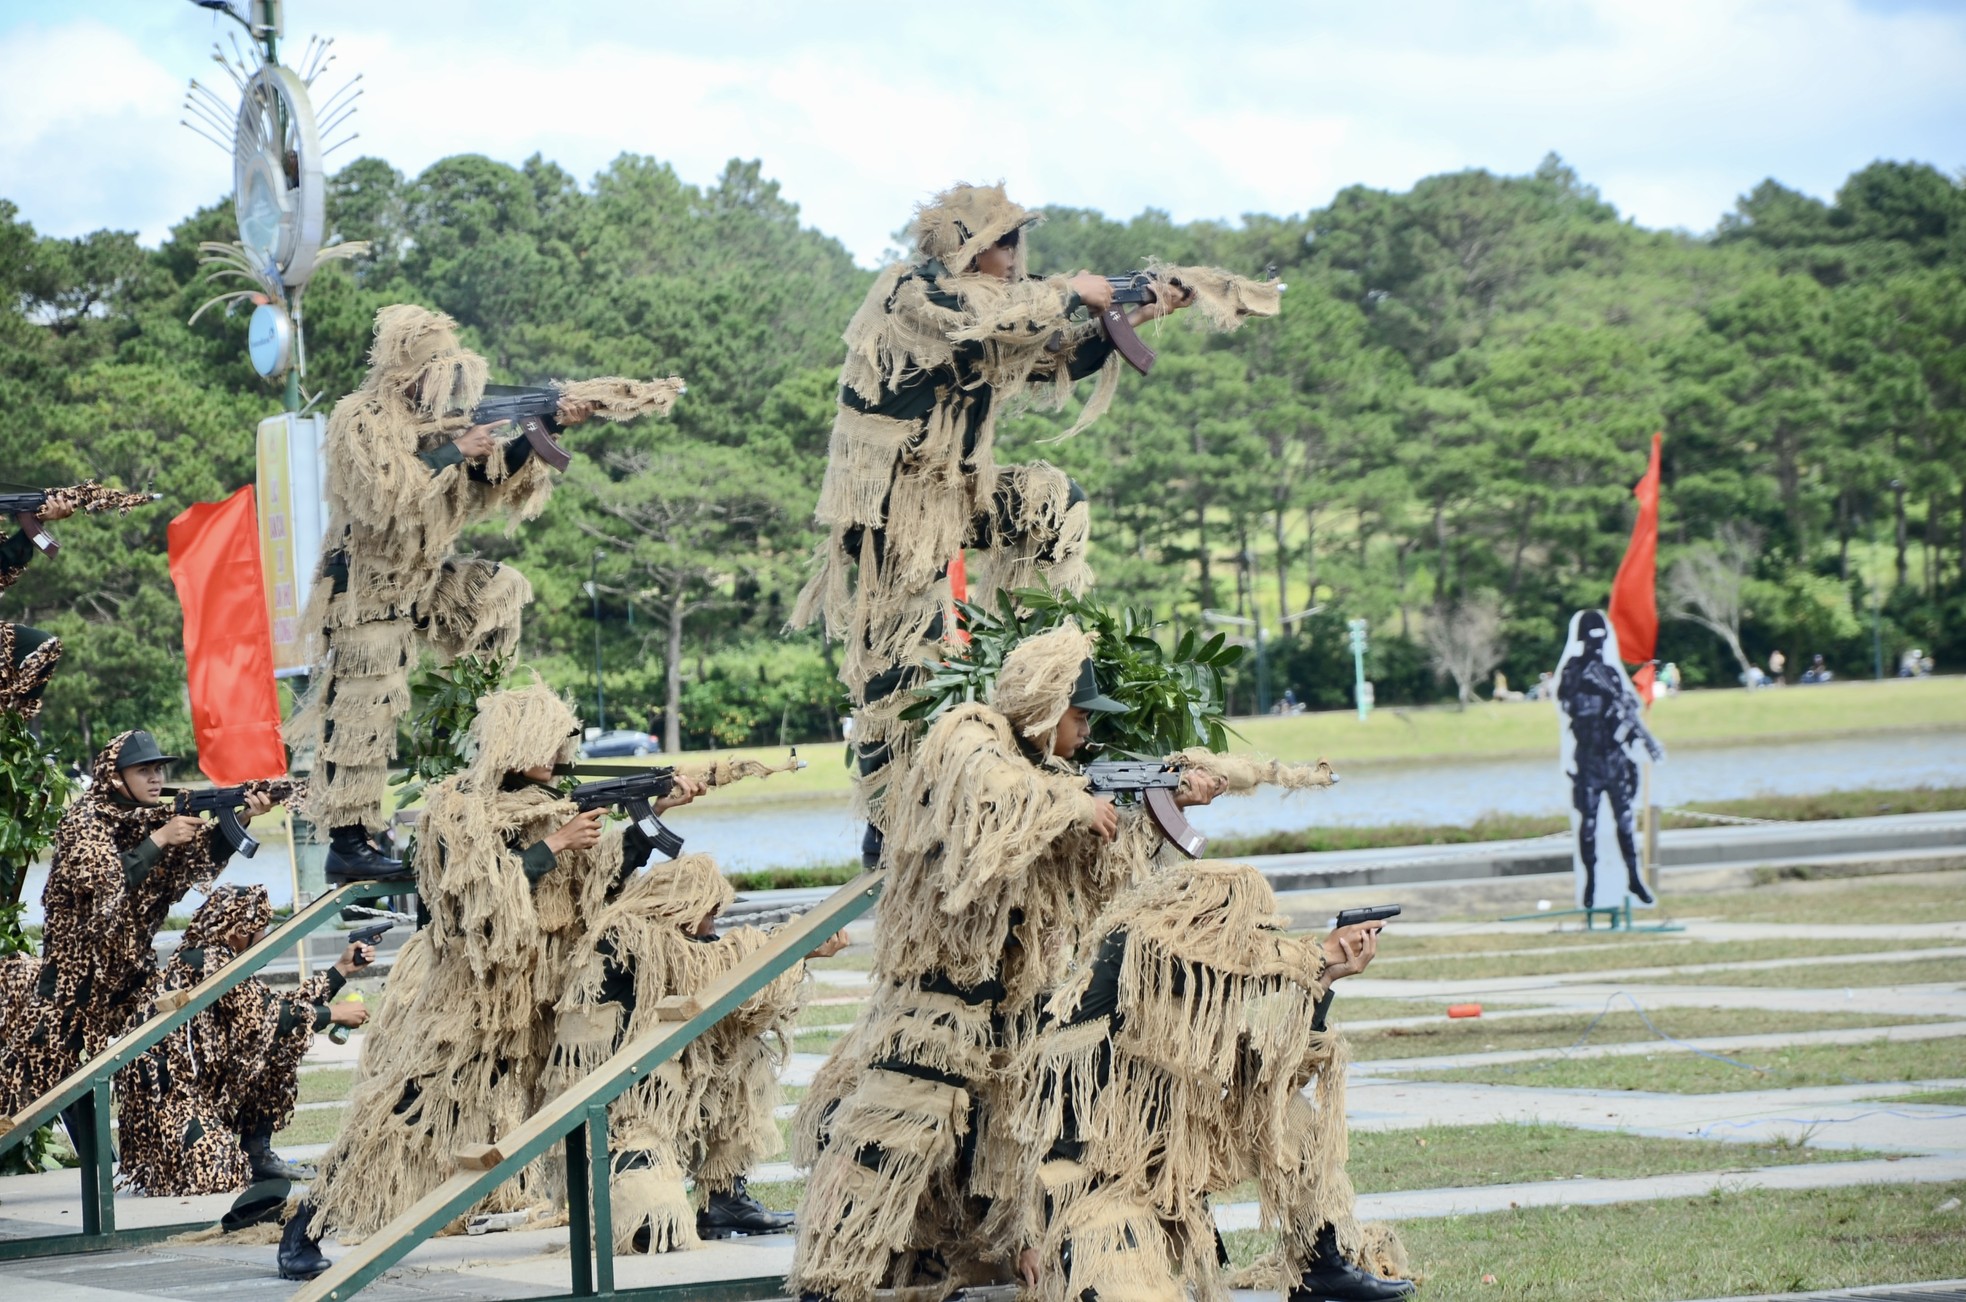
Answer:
xmin=788 ymin=625 xmax=1162 ymax=1302
xmin=292 ymin=304 xmax=685 ymax=846
xmin=541 ymin=853 xmax=804 ymax=1253
xmin=307 ymin=684 xmax=635 ymax=1240
xmin=1017 ymin=861 xmax=1412 ymax=1302
xmin=0 ymin=484 xmax=151 ymax=720
xmin=0 ymin=732 xmax=231 ymax=1118
xmin=115 ymin=886 xmax=341 ymax=1196
xmin=789 ymin=183 xmax=1283 ymax=845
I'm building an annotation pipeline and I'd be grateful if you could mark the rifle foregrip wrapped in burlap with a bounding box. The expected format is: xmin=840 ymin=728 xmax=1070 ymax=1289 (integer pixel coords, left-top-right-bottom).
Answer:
xmin=551 ymin=375 xmax=687 ymax=423
xmin=39 ymin=481 xmax=157 ymax=517
xmin=1167 ymin=747 xmax=1337 ymax=793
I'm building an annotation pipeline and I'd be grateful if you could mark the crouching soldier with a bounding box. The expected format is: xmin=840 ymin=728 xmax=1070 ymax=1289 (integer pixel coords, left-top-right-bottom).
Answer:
xmin=115 ymin=885 xmax=372 ymax=1194
xmin=543 ymin=854 xmax=849 ymax=1252
xmin=1017 ymin=860 xmax=1415 ymax=1302
xmin=0 ymin=731 xmax=282 ymax=1120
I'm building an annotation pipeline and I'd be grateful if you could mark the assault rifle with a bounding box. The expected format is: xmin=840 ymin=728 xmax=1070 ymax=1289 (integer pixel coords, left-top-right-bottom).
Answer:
xmin=469 ymin=385 xmax=579 ymax=472
xmin=0 ymin=482 xmax=160 ymax=555
xmin=561 ymin=750 xmax=806 ymax=863
xmin=566 ymin=767 xmax=687 ymax=859
xmin=1084 ymin=759 xmax=1206 ymax=859
xmin=167 ymin=779 xmax=304 ymax=859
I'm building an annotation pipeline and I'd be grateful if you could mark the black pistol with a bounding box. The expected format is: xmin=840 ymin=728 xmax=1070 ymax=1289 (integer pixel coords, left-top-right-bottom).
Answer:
xmin=1083 ymin=759 xmax=1206 ymax=858
xmin=347 ymin=921 xmax=393 ymax=966
xmin=566 ymin=766 xmax=685 ymax=860
xmin=1333 ymin=904 xmax=1401 ymax=929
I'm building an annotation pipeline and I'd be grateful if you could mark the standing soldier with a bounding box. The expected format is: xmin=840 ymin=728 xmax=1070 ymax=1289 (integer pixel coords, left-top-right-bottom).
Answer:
xmin=297 ymin=304 xmax=684 ymax=880
xmin=0 ymin=731 xmax=282 ymax=1120
xmin=791 ymin=182 xmax=1279 ymax=867
xmin=115 ymin=885 xmax=372 ymax=1195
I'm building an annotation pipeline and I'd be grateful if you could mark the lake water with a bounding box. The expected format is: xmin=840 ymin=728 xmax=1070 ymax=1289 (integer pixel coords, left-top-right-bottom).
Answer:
xmin=20 ymin=730 xmax=1966 ymax=924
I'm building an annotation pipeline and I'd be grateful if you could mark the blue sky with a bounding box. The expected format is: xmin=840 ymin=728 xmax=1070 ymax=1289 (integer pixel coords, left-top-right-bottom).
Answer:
xmin=1 ymin=0 xmax=1961 ymax=265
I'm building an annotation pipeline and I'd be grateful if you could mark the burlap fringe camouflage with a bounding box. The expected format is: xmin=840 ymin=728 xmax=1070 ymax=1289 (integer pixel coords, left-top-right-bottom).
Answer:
xmin=310 ymin=686 xmax=624 ymax=1240
xmin=541 ymin=855 xmax=801 ymax=1253
xmin=1017 ymin=862 xmax=1408 ymax=1301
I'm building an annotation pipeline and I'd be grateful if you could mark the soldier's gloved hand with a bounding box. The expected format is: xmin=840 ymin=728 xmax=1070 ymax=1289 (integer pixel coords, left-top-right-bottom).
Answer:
xmin=150 ymin=815 xmax=206 ymax=848
xmin=328 ymin=1000 xmax=370 ymax=1029
xmin=35 ymin=498 xmax=74 ymax=523
xmin=555 ymin=397 xmax=595 ymax=426
xmin=544 ymin=807 xmax=607 ymax=854
xmin=242 ymin=790 xmax=276 ymax=817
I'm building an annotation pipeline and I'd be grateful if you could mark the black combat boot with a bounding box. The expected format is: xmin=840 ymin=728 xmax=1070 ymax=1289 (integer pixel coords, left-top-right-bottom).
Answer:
xmin=326 ymin=826 xmax=402 ymax=883
xmin=277 ymin=1202 xmax=332 ymax=1281
xmin=243 ymin=1126 xmax=316 ymax=1182
xmin=696 ymin=1177 xmax=795 ymax=1238
xmin=1288 ymin=1224 xmax=1415 ymax=1302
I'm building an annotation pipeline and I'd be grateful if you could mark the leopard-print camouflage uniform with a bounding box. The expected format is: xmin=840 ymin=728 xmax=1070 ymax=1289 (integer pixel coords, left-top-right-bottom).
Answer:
xmin=0 ymin=732 xmax=231 ymax=1118
xmin=0 ymin=527 xmax=61 ymax=720
xmin=115 ymin=887 xmax=339 ymax=1196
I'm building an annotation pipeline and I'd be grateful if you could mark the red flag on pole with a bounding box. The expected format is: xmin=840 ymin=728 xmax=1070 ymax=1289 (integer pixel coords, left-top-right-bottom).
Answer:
xmin=168 ymin=485 xmax=287 ymax=784
xmin=1609 ymin=432 xmax=1663 ymax=704
xmin=946 ymin=548 xmax=971 ymax=646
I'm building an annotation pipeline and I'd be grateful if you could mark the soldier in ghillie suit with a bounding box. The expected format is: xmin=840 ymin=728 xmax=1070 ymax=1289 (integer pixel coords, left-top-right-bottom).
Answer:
xmin=790 ymin=182 xmax=1281 ymax=865
xmin=114 ymin=885 xmax=373 ymax=1196
xmin=1017 ymin=860 xmax=1414 ymax=1302
xmin=787 ymin=624 xmax=1224 ymax=1302
xmin=280 ymin=683 xmax=695 ymax=1280
xmin=0 ymin=731 xmax=283 ymax=1121
xmin=542 ymin=853 xmax=849 ymax=1253
xmin=296 ymin=304 xmax=685 ymax=880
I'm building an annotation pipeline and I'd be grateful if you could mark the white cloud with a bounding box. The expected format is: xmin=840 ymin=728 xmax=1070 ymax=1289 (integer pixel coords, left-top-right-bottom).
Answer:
xmin=1 ymin=0 xmax=1961 ymax=263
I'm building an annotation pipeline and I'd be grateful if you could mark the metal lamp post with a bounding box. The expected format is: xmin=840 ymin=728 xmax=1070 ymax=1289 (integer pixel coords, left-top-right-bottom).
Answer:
xmin=1348 ymin=618 xmax=1372 ymax=721
xmin=1203 ymin=606 xmax=1323 ymax=715
xmin=585 ymin=551 xmax=606 ymax=731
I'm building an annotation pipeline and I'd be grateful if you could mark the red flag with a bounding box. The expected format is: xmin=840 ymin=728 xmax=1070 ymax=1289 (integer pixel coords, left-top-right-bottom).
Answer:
xmin=1609 ymin=432 xmax=1663 ymax=703
xmin=168 ymin=486 xmax=286 ymax=783
xmin=945 ymin=548 xmax=971 ymax=646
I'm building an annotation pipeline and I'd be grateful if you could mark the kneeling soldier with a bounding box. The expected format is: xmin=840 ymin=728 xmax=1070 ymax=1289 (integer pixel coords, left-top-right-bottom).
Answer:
xmin=115 ymin=885 xmax=372 ymax=1194
xmin=543 ymin=854 xmax=847 ymax=1251
xmin=1018 ymin=861 xmax=1414 ymax=1302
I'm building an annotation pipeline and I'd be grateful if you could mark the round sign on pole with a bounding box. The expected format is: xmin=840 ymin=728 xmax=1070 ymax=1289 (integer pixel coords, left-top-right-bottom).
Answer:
xmin=248 ymin=302 xmax=294 ymax=377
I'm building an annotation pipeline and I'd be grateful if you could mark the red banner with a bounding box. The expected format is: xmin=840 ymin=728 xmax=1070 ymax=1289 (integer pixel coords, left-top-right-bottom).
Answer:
xmin=1609 ymin=432 xmax=1663 ymax=703
xmin=168 ymin=485 xmax=286 ymax=783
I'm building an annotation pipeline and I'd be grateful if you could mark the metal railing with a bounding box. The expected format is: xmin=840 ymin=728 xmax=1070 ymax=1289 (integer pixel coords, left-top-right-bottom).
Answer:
xmin=0 ymin=877 xmax=415 ymax=1261
xmin=292 ymin=870 xmax=884 ymax=1302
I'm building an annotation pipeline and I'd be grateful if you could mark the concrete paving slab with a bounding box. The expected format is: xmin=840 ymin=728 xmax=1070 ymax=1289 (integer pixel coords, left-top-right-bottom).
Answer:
xmin=1352 ymin=1018 xmax=1966 ymax=1075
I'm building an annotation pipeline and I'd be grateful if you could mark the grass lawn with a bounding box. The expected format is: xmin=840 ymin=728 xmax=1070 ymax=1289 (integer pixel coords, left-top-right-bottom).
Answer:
xmin=1346 ymin=1008 xmax=1943 ymax=1062
xmin=1401 ymin=1031 xmax=1966 ymax=1094
xmin=1365 ymin=937 xmax=1957 ymax=982
xmin=1866 ymin=1088 xmax=1966 ymax=1107
xmin=1644 ymin=954 xmax=1966 ymax=987
xmin=274 ymin=1105 xmax=347 ymax=1147
xmin=1221 ymin=1180 xmax=1966 ymax=1301
xmin=1337 ymin=998 xmax=1485 ymax=1023
xmin=1346 ymin=1123 xmax=1884 ymax=1194
xmin=795 ymin=1001 xmax=865 ymax=1027
xmin=1687 ymin=871 xmax=1966 ymax=926
xmin=297 ymin=1068 xmax=354 ymax=1106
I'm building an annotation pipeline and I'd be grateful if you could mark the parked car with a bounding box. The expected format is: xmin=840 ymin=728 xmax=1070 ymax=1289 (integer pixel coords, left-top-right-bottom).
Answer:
xmin=578 ymin=729 xmax=662 ymax=758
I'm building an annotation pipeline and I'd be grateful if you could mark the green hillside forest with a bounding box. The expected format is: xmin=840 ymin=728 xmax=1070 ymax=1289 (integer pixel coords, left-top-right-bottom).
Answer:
xmin=3 ymin=152 xmax=1962 ymax=758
